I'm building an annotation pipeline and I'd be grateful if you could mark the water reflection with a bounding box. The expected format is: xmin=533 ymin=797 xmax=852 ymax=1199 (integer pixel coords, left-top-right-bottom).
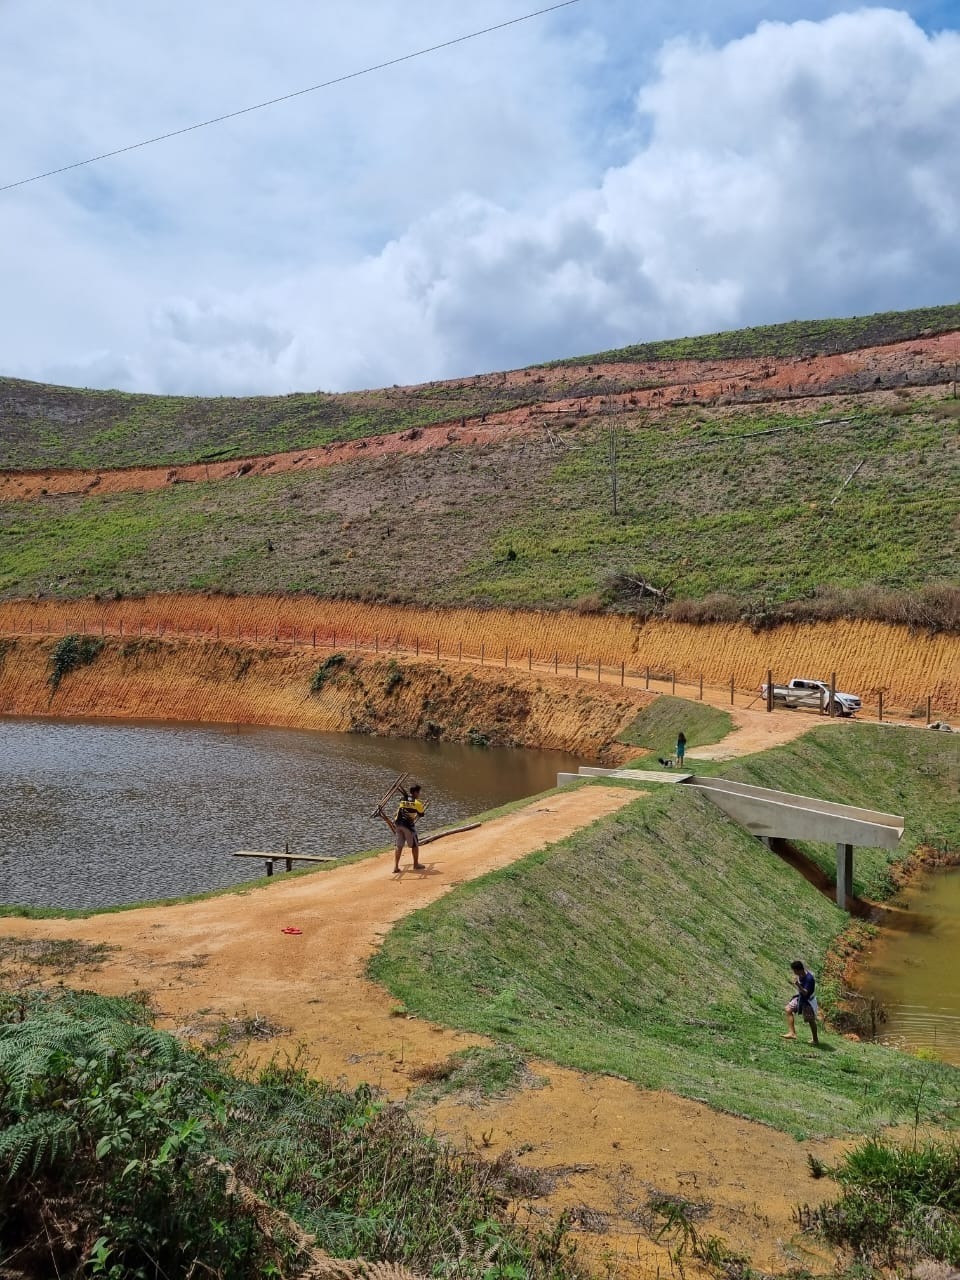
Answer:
xmin=0 ymin=718 xmax=585 ymax=911
xmin=861 ymin=868 xmax=960 ymax=1063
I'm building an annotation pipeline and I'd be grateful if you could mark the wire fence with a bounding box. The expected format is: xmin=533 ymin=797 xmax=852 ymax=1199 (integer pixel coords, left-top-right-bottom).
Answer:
xmin=3 ymin=608 xmax=952 ymax=726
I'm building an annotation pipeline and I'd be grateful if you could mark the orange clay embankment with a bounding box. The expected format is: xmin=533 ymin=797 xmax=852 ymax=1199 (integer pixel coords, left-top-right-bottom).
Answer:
xmin=1 ymin=594 xmax=956 ymax=716
xmin=2 ymin=330 xmax=957 ymax=501
xmin=0 ymin=637 xmax=653 ymax=762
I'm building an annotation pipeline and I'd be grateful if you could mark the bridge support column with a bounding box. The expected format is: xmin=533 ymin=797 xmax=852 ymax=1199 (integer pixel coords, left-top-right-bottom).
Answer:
xmin=836 ymin=842 xmax=854 ymax=909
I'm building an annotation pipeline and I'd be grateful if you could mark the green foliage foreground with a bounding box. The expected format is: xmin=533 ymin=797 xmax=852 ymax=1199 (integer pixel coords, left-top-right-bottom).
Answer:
xmin=371 ymin=727 xmax=960 ymax=1138
xmin=811 ymin=1136 xmax=960 ymax=1267
xmin=0 ymin=987 xmax=583 ymax=1280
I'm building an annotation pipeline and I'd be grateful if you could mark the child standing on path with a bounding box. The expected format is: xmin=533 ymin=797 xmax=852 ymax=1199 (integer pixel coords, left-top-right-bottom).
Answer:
xmin=676 ymin=731 xmax=687 ymax=767
xmin=393 ymin=783 xmax=426 ymax=873
xmin=784 ymin=960 xmax=820 ymax=1045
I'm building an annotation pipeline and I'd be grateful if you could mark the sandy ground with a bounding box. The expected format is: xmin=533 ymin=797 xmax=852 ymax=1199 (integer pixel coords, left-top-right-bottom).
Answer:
xmin=1 ymin=750 xmax=841 ymax=1276
xmin=692 ymin=700 xmax=844 ymax=759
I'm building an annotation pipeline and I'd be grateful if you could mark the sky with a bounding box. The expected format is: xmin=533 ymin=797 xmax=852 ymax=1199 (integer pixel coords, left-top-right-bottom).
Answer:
xmin=1 ymin=0 xmax=959 ymax=395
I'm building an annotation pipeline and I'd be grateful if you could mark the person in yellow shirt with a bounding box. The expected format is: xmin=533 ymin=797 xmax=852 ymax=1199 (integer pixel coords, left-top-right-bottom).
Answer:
xmin=393 ymin=783 xmax=426 ymax=873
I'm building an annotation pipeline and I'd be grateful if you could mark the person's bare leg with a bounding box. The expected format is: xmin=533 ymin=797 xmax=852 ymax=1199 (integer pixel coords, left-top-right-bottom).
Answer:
xmin=412 ymin=841 xmax=423 ymax=870
xmin=783 ymin=1005 xmax=797 ymax=1038
xmin=806 ymin=1012 xmax=820 ymax=1045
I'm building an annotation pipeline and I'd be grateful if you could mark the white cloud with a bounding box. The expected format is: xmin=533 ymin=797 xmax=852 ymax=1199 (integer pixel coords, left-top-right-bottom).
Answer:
xmin=1 ymin=5 xmax=958 ymax=394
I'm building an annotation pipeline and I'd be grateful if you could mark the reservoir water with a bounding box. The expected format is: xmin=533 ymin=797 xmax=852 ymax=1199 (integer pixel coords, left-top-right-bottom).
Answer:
xmin=860 ymin=867 xmax=960 ymax=1064
xmin=0 ymin=718 xmax=586 ymax=911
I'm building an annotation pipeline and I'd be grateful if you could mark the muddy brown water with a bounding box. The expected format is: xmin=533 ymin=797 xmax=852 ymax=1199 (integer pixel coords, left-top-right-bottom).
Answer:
xmin=0 ymin=718 xmax=586 ymax=910
xmin=860 ymin=868 xmax=960 ymax=1064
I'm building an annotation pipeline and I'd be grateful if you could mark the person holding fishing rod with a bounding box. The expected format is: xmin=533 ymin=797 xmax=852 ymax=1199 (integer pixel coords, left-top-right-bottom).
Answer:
xmin=393 ymin=782 xmax=426 ymax=873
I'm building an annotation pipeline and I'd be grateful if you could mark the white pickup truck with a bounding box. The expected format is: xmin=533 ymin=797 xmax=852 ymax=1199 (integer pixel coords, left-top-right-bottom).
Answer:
xmin=760 ymin=677 xmax=861 ymax=716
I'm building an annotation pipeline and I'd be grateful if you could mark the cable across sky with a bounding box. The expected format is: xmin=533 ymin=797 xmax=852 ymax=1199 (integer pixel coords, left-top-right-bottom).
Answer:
xmin=0 ymin=1 xmax=583 ymax=194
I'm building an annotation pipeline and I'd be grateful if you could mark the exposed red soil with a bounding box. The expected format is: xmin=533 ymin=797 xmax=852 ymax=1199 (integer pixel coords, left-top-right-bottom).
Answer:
xmin=2 ymin=330 xmax=957 ymax=501
xmin=1 ymin=594 xmax=956 ymax=716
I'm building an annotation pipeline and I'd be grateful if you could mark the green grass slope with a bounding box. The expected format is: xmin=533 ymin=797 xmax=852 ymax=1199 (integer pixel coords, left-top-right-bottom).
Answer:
xmin=551 ymin=301 xmax=960 ymax=366
xmin=617 ymin=694 xmax=732 ymax=753
xmin=2 ymin=301 xmax=958 ymax=470
xmin=370 ymin=727 xmax=960 ymax=1138
xmin=3 ymin=401 xmax=957 ymax=609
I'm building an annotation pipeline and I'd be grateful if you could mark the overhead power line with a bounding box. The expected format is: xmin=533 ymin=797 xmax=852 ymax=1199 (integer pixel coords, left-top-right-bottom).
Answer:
xmin=0 ymin=0 xmax=583 ymax=194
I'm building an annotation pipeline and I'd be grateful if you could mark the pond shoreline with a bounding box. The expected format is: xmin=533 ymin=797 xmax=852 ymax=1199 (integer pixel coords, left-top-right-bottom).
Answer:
xmin=827 ymin=844 xmax=960 ymax=1052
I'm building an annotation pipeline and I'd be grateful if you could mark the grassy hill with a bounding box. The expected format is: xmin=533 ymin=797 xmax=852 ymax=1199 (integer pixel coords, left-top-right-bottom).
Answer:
xmin=370 ymin=725 xmax=960 ymax=1138
xmin=552 ymin=301 xmax=960 ymax=366
xmin=2 ymin=399 xmax=956 ymax=609
xmin=1 ymin=301 xmax=958 ymax=471
xmin=1 ymin=302 xmax=958 ymax=615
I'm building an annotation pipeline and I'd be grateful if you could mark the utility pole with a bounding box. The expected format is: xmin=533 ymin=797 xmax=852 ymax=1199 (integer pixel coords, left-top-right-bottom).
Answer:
xmin=609 ymin=426 xmax=619 ymax=516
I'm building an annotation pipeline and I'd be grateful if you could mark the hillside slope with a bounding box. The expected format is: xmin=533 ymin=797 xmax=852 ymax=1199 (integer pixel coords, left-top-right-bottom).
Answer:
xmin=371 ymin=726 xmax=960 ymax=1136
xmin=2 ymin=304 xmax=957 ymax=622
xmin=2 ymin=303 xmax=959 ymax=470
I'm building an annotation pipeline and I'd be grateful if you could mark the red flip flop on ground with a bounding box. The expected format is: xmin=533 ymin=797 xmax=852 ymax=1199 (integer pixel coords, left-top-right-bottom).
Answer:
xmin=281 ymin=926 xmax=303 ymax=935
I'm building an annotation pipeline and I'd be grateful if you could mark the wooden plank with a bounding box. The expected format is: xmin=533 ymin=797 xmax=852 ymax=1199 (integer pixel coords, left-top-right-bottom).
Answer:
xmin=370 ymin=772 xmax=408 ymax=818
xmin=233 ymin=851 xmax=337 ymax=863
xmin=418 ymin=822 xmax=480 ymax=846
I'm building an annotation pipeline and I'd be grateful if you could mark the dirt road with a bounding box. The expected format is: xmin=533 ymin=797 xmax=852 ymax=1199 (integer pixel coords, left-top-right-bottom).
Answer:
xmin=1 ymin=770 xmax=839 ymax=1275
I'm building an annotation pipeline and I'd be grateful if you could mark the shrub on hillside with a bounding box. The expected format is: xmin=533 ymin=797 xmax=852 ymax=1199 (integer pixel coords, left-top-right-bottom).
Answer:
xmin=659 ymin=584 xmax=960 ymax=635
xmin=309 ymin=651 xmax=347 ymax=694
xmin=48 ymin=634 xmax=104 ymax=692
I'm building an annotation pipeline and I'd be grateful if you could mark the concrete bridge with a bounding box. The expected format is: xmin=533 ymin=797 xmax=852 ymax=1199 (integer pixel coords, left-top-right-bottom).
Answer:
xmin=557 ymin=767 xmax=904 ymax=908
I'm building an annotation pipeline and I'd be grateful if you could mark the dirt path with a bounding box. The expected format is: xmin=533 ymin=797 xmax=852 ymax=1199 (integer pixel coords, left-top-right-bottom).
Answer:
xmin=1 ymin=772 xmax=839 ymax=1275
xmin=3 ymin=330 xmax=956 ymax=501
xmin=692 ymin=700 xmax=840 ymax=759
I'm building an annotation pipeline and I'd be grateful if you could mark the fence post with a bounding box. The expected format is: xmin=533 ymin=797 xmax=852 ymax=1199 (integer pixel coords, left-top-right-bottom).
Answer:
xmin=554 ymin=652 xmax=558 ymax=674
xmin=671 ymin=670 xmax=676 ymax=695
xmin=375 ymin=634 xmax=379 ymax=653
xmin=481 ymin=643 xmax=484 ymax=666
xmin=767 ymin=669 xmax=774 ymax=714
xmin=830 ymin=671 xmax=837 ymax=719
xmin=621 ymin=661 xmax=625 ymax=687
xmin=699 ymin=673 xmax=703 ymax=700
xmin=878 ymin=691 xmax=883 ymax=722
xmin=504 ymin=647 xmax=508 ymax=669
xmin=645 ymin=666 xmax=650 ymax=690
xmin=528 ymin=648 xmax=532 ymax=671
xmin=575 ymin=655 xmax=579 ymax=679
xmin=415 ymin=635 xmax=419 ymax=656
xmin=436 ymin=638 xmax=440 ymax=660
xmin=927 ymin=694 xmax=932 ymax=723
xmin=730 ymin=674 xmax=735 ymax=706
xmin=216 ymin=624 xmax=219 ymax=640
xmin=312 ymin=629 xmax=316 ymax=648
xmin=458 ymin=640 xmax=462 ymax=661
xmin=597 ymin=658 xmax=601 ymax=683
